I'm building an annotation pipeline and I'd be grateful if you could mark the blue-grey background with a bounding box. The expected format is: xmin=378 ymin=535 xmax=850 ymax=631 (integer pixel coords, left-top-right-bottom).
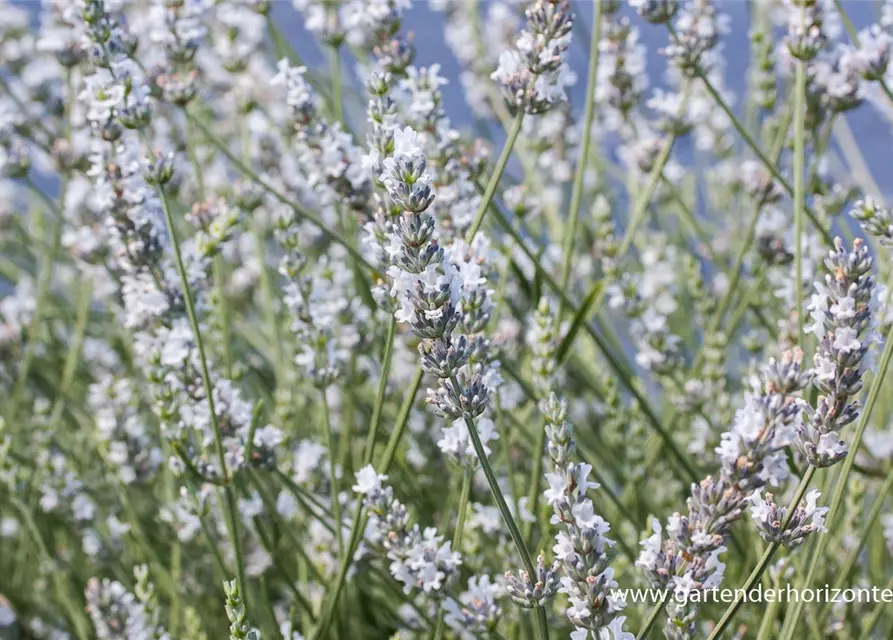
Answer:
xmin=14 ymin=0 xmax=893 ymax=193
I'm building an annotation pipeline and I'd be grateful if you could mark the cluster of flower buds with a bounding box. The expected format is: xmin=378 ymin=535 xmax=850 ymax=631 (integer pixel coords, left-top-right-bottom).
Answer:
xmin=540 ymin=394 xmax=632 ymax=639
xmin=380 ymin=127 xmax=497 ymax=443
xmin=784 ymin=0 xmax=829 ymax=62
xmin=277 ymin=242 xmax=351 ymax=389
xmin=631 ymin=0 xmax=679 ymax=25
xmin=749 ymin=488 xmax=829 ymax=548
xmin=639 ymin=350 xmax=810 ymax=636
xmin=89 ymin=375 xmax=163 ymax=485
xmin=223 ymin=579 xmax=260 ymax=640
xmin=851 ymin=25 xmax=891 ymax=81
xmin=800 ymin=238 xmax=875 ymax=467
xmin=186 ymin=199 xmax=242 ymax=260
xmin=750 ymin=27 xmax=778 ymax=111
xmin=437 ymin=416 xmax=500 ymax=467
xmin=528 ymin=298 xmax=560 ymax=394
xmin=607 ymin=237 xmax=684 ymax=376
xmin=596 ymin=16 xmax=649 ymax=132
xmin=491 ymin=0 xmax=574 ymax=114
xmin=811 ymin=45 xmax=864 ymax=114
xmin=353 ymin=466 xmax=462 ymax=594
xmin=271 ymin=59 xmax=370 ymax=213
xmin=850 ymin=198 xmax=893 ymax=246
xmin=148 ymin=0 xmax=207 ymax=107
xmin=293 ymin=0 xmax=409 ymax=54
xmin=504 ymin=554 xmax=560 ymax=608
xmin=662 ymin=0 xmax=729 ymax=74
xmin=364 ymin=71 xmax=399 ymax=181
xmin=0 ymin=135 xmax=30 ymax=180
xmin=85 ymin=576 xmax=158 ymax=640
xmin=443 ymin=575 xmax=504 ymax=637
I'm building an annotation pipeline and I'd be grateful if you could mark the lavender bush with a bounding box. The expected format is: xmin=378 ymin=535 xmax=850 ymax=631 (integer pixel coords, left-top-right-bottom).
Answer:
xmin=3 ymin=0 xmax=893 ymax=638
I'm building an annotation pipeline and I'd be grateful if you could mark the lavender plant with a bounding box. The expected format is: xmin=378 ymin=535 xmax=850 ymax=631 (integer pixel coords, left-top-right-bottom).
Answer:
xmin=4 ymin=1 xmax=893 ymax=639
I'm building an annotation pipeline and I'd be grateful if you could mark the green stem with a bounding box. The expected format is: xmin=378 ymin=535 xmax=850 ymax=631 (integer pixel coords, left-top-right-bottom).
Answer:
xmin=431 ymin=467 xmax=473 ymax=640
xmin=793 ymin=53 xmax=806 ymax=346
xmin=554 ymin=81 xmax=691 ymax=365
xmin=240 ymin=122 xmax=284 ymax=385
xmin=320 ymin=388 xmax=344 ymax=558
xmin=156 ymin=184 xmax=248 ymax=603
xmin=331 ymin=45 xmax=344 ymax=124
xmin=523 ymin=419 xmax=547 ymax=544
xmin=312 ymin=366 xmax=423 ymax=640
xmin=9 ymin=496 xmax=91 ymax=640
xmin=779 ymin=316 xmax=893 ymax=640
xmin=636 ymin=592 xmax=671 ymax=640
xmin=706 ymin=466 xmax=817 ymax=640
xmin=8 ymin=209 xmax=62 ymax=424
xmin=451 ymin=376 xmax=549 ymax=640
xmin=46 ymin=280 xmax=92 ymax=431
xmin=465 ymin=112 xmax=524 ymax=243
xmin=755 ymin=575 xmax=783 ymax=640
xmin=487 ymin=201 xmax=699 ymax=484
xmin=664 ymin=23 xmax=833 ymax=246
xmin=862 ymin=575 xmax=893 ymax=637
xmin=364 ymin=315 xmax=397 ymax=466
xmin=557 ymin=0 xmax=603 ymax=319
xmin=213 ymin=256 xmax=234 ymax=378
xmin=818 ymin=460 xmax=893 ymax=621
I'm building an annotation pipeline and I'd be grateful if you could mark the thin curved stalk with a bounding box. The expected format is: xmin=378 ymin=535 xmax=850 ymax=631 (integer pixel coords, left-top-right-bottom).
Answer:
xmin=523 ymin=419 xmax=548 ymax=545
xmin=793 ymin=52 xmax=806 ymax=346
xmin=636 ymin=592 xmax=671 ymax=640
xmin=706 ymin=466 xmax=817 ymax=640
xmin=46 ymin=280 xmax=92 ymax=431
xmin=330 ymin=45 xmax=344 ymax=124
xmin=466 ymin=112 xmax=524 ymax=243
xmin=239 ymin=122 xmax=285 ymax=384
xmin=861 ymin=575 xmax=893 ymax=637
xmin=557 ymin=0 xmax=603 ymax=319
xmin=9 ymin=496 xmax=92 ymax=640
xmin=320 ymin=389 xmax=343 ymax=558
xmin=451 ymin=377 xmax=549 ymax=640
xmin=312 ymin=366 xmax=423 ymax=640
xmin=817 ymin=461 xmax=893 ymax=621
xmin=157 ymin=184 xmax=248 ymax=603
xmin=778 ymin=317 xmax=893 ymax=640
xmin=431 ymin=467 xmax=473 ymax=640
xmin=755 ymin=575 xmax=783 ymax=640
xmin=365 ymin=316 xmax=397 ymax=466
xmin=8 ymin=209 xmax=62 ymax=424
xmin=664 ymin=24 xmax=832 ymax=246
xmin=487 ymin=201 xmax=699 ymax=484
xmin=554 ymin=80 xmax=692 ymax=365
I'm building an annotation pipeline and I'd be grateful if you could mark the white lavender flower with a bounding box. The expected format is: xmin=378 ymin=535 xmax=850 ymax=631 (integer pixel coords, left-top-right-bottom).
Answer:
xmin=799 ymin=238 xmax=875 ymax=467
xmin=639 ymin=349 xmax=810 ymax=636
xmin=491 ymin=0 xmax=574 ymax=114
xmin=504 ymin=554 xmax=560 ymax=608
xmin=540 ymin=393 xmax=631 ymax=638
xmin=223 ymin=580 xmax=260 ymax=640
xmin=850 ymin=197 xmax=893 ymax=246
xmin=749 ymin=488 xmax=829 ymax=547
xmin=443 ymin=575 xmax=503 ymax=638
xmin=354 ymin=465 xmax=462 ymax=595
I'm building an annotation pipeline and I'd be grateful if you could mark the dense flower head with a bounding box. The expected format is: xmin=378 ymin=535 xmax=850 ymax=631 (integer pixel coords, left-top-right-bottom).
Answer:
xmin=492 ymin=0 xmax=575 ymax=114
xmin=749 ymin=488 xmax=829 ymax=547
xmin=799 ymin=238 xmax=875 ymax=467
